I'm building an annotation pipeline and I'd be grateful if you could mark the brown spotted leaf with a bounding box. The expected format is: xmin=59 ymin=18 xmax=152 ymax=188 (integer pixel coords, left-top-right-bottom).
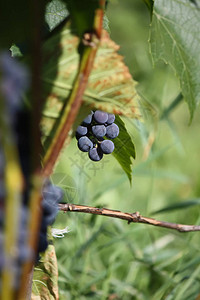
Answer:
xmin=41 ymin=22 xmax=138 ymax=181
xmin=31 ymin=245 xmax=59 ymax=300
xmin=41 ymin=23 xmax=140 ymax=137
xmin=84 ymin=30 xmax=140 ymax=117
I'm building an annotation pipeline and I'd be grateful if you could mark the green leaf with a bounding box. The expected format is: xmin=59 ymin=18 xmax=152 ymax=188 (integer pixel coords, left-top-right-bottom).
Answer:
xmin=32 ymin=245 xmax=59 ymax=299
xmin=150 ymin=0 xmax=200 ymax=119
xmin=103 ymin=14 xmax=110 ymax=33
xmin=41 ymin=23 xmax=140 ymax=137
xmin=10 ymin=45 xmax=23 ymax=58
xmin=112 ymin=116 xmax=135 ymax=183
xmin=45 ymin=0 xmax=69 ymax=31
xmin=152 ymin=198 xmax=200 ymax=215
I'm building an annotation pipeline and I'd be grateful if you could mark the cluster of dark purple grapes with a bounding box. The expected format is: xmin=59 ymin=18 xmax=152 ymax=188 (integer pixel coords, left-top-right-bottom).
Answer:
xmin=38 ymin=181 xmax=63 ymax=254
xmin=76 ymin=110 xmax=119 ymax=161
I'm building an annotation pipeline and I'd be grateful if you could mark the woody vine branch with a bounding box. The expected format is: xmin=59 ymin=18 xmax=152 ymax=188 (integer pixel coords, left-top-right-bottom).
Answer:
xmin=59 ymin=203 xmax=200 ymax=232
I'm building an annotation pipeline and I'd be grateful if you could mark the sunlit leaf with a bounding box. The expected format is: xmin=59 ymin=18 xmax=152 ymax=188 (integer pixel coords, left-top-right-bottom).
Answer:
xmin=41 ymin=23 xmax=140 ymax=136
xmin=85 ymin=30 xmax=140 ymax=117
xmin=45 ymin=0 xmax=69 ymax=31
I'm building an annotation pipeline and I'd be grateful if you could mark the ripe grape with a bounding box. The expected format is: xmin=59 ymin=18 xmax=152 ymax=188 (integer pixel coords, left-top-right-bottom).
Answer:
xmin=107 ymin=113 xmax=115 ymax=124
xmin=82 ymin=111 xmax=93 ymax=125
xmin=92 ymin=125 xmax=106 ymax=139
xmin=76 ymin=125 xmax=87 ymax=139
xmin=89 ymin=147 xmax=103 ymax=161
xmin=43 ymin=181 xmax=63 ymax=203
xmin=106 ymin=123 xmax=119 ymax=139
xmin=78 ymin=136 xmax=93 ymax=152
xmin=42 ymin=183 xmax=63 ymax=225
xmin=94 ymin=110 xmax=108 ymax=124
xmin=100 ymin=140 xmax=114 ymax=154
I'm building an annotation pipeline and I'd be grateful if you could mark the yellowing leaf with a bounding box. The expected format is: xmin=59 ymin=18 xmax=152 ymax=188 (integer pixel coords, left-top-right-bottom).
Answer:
xmin=41 ymin=23 xmax=140 ymax=137
xmin=32 ymin=245 xmax=59 ymax=300
xmin=85 ymin=30 xmax=140 ymax=118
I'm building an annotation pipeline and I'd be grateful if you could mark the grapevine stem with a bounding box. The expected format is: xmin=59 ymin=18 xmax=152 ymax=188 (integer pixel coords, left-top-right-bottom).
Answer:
xmin=59 ymin=203 xmax=200 ymax=233
xmin=42 ymin=3 xmax=105 ymax=176
xmin=161 ymin=93 xmax=183 ymax=120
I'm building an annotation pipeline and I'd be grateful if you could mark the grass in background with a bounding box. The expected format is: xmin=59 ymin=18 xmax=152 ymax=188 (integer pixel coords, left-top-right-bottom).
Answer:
xmin=53 ymin=1 xmax=200 ymax=299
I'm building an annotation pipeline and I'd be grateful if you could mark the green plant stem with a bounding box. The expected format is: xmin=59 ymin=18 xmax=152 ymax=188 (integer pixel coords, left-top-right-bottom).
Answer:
xmin=161 ymin=93 xmax=183 ymax=120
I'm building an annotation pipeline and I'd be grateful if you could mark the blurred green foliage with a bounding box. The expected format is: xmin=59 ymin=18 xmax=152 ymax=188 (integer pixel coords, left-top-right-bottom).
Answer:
xmin=52 ymin=1 xmax=200 ymax=299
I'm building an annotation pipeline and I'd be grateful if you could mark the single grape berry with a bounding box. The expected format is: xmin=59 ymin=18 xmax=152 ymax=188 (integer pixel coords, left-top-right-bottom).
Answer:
xmin=76 ymin=125 xmax=87 ymax=139
xmin=42 ymin=183 xmax=63 ymax=226
xmin=42 ymin=197 xmax=59 ymax=225
xmin=100 ymin=140 xmax=114 ymax=154
xmin=92 ymin=125 xmax=106 ymax=139
xmin=94 ymin=110 xmax=108 ymax=124
xmin=78 ymin=136 xmax=93 ymax=152
xmin=82 ymin=111 xmax=93 ymax=125
xmin=106 ymin=123 xmax=119 ymax=139
xmin=107 ymin=113 xmax=115 ymax=125
xmin=89 ymin=147 xmax=103 ymax=161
